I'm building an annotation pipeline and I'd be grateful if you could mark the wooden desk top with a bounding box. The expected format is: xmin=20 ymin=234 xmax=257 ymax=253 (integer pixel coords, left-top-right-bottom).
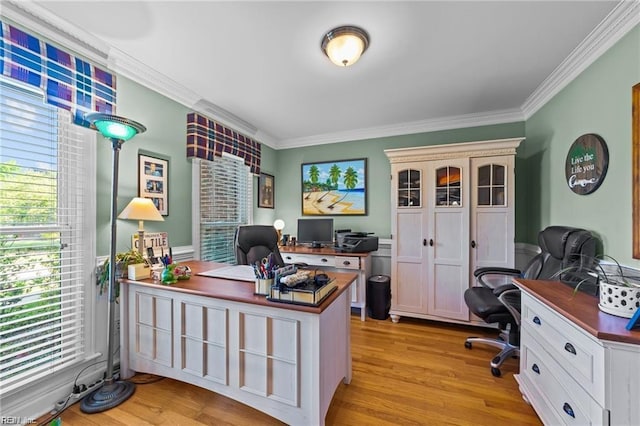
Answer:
xmin=514 ymin=278 xmax=640 ymax=345
xmin=121 ymin=260 xmax=357 ymax=314
xmin=279 ymin=245 xmax=371 ymax=257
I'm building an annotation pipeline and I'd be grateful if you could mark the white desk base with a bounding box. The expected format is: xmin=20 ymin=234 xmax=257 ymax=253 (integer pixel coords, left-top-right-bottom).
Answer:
xmin=119 ymin=282 xmax=352 ymax=425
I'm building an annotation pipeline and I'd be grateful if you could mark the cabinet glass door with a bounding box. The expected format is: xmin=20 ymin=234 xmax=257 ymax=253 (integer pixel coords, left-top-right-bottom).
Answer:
xmin=397 ymin=169 xmax=421 ymax=207
xmin=435 ymin=166 xmax=461 ymax=206
xmin=477 ymin=164 xmax=506 ymax=206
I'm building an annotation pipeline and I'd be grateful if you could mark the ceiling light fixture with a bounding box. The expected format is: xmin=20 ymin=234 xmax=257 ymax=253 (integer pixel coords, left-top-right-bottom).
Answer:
xmin=321 ymin=25 xmax=369 ymax=67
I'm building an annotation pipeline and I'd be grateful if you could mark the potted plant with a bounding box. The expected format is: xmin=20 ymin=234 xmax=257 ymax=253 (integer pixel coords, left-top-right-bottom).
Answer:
xmin=553 ymin=255 xmax=640 ymax=318
xmin=97 ymin=249 xmax=146 ymax=295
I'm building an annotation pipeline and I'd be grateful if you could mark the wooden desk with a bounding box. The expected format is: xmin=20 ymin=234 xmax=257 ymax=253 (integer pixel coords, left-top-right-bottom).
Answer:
xmin=280 ymin=245 xmax=372 ymax=320
xmin=120 ymin=261 xmax=357 ymax=425
xmin=513 ymin=279 xmax=640 ymax=425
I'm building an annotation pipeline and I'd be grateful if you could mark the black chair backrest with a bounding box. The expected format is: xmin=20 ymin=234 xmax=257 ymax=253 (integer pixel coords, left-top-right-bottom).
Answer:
xmin=234 ymin=225 xmax=285 ymax=267
xmin=522 ymin=226 xmax=597 ymax=280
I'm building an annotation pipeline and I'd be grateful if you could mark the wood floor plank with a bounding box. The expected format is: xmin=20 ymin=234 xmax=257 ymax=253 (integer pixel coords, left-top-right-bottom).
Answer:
xmin=43 ymin=314 xmax=541 ymax=425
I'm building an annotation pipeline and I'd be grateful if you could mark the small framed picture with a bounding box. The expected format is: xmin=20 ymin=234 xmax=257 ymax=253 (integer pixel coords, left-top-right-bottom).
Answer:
xmin=258 ymin=173 xmax=274 ymax=209
xmin=138 ymin=154 xmax=168 ymax=216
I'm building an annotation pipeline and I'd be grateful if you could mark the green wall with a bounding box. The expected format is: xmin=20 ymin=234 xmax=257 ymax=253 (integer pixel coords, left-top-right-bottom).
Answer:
xmin=523 ymin=25 xmax=640 ymax=266
xmin=96 ymin=77 xmax=193 ymax=255
xmin=273 ymin=123 xmax=524 ymax=239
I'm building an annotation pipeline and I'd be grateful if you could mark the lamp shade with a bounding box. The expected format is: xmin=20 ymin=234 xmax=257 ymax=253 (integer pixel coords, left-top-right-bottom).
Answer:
xmin=273 ymin=219 xmax=285 ymax=231
xmin=321 ymin=26 xmax=369 ymax=67
xmin=118 ymin=197 xmax=164 ymax=222
xmin=86 ymin=113 xmax=146 ymax=141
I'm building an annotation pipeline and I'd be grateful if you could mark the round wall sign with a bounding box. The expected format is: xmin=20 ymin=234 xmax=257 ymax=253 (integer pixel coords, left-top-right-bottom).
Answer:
xmin=565 ymin=133 xmax=609 ymax=195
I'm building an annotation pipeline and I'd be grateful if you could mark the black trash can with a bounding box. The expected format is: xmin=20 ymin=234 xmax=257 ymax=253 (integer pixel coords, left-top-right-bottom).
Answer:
xmin=367 ymin=275 xmax=391 ymax=320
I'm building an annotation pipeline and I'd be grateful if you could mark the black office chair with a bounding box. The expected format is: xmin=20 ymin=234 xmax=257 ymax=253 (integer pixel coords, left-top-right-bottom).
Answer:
xmin=234 ymin=225 xmax=285 ymax=267
xmin=464 ymin=226 xmax=597 ymax=377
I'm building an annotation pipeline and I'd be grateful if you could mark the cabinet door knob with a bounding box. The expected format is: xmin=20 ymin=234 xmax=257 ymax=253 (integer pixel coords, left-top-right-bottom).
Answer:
xmin=562 ymin=402 xmax=575 ymax=418
xmin=343 ymin=260 xmax=350 ymax=266
xmin=564 ymin=342 xmax=577 ymax=355
xmin=429 ymin=239 xmax=434 ymax=246
xmin=531 ymin=363 xmax=540 ymax=374
xmin=470 ymin=240 xmax=476 ymax=248
xmin=423 ymin=239 xmax=427 ymax=246
xmin=533 ymin=316 xmax=541 ymax=325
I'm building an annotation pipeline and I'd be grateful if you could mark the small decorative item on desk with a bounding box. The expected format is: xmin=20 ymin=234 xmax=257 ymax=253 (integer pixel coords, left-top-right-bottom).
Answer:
xmin=253 ymin=253 xmax=277 ymax=295
xmin=161 ymin=263 xmax=177 ymax=285
xmin=160 ymin=253 xmax=181 ymax=285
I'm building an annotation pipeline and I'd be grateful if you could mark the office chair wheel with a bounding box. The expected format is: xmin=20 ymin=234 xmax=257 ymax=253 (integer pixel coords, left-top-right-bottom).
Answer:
xmin=464 ymin=341 xmax=472 ymax=349
xmin=491 ymin=367 xmax=501 ymax=377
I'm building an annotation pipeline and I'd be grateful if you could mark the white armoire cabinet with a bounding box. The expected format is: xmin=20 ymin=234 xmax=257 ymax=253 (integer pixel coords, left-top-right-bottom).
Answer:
xmin=384 ymin=138 xmax=523 ymax=324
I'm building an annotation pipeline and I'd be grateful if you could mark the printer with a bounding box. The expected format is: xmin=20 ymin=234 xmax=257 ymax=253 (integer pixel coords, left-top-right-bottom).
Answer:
xmin=334 ymin=232 xmax=379 ymax=253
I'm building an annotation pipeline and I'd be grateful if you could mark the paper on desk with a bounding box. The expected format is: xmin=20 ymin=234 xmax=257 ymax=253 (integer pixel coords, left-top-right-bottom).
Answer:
xmin=197 ymin=265 xmax=256 ymax=282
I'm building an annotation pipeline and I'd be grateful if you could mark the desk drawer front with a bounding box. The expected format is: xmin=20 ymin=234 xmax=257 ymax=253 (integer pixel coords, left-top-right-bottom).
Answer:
xmin=335 ymin=256 xmax=360 ymax=270
xmin=282 ymin=253 xmax=335 ymax=267
xmin=522 ymin=292 xmax=604 ymax=400
xmin=521 ymin=331 xmax=605 ymax=425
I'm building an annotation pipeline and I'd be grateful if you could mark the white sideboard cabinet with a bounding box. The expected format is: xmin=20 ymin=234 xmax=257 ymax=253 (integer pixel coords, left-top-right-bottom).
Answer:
xmin=514 ymin=278 xmax=640 ymax=426
xmin=384 ymin=138 xmax=523 ymax=324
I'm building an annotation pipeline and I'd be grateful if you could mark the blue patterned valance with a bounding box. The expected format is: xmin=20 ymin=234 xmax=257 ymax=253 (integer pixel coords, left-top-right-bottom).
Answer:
xmin=0 ymin=20 xmax=116 ymax=126
xmin=187 ymin=112 xmax=261 ymax=175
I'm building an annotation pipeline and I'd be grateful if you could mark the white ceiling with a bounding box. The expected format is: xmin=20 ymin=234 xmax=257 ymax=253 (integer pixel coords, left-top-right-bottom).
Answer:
xmin=17 ymin=1 xmax=628 ymax=148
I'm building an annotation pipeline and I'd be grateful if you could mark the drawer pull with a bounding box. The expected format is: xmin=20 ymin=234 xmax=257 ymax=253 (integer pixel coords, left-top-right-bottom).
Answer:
xmin=321 ymin=258 xmax=328 ymax=263
xmin=562 ymin=402 xmax=575 ymax=418
xmin=564 ymin=342 xmax=577 ymax=355
xmin=531 ymin=363 xmax=540 ymax=374
xmin=343 ymin=260 xmax=351 ymax=266
xmin=532 ymin=316 xmax=541 ymax=325
xmin=285 ymin=256 xmax=292 ymax=261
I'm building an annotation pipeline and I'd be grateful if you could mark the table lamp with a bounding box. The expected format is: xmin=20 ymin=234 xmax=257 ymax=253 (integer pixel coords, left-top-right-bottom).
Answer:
xmin=274 ymin=219 xmax=285 ymax=245
xmin=118 ymin=197 xmax=164 ymax=255
xmin=81 ymin=113 xmax=146 ymax=413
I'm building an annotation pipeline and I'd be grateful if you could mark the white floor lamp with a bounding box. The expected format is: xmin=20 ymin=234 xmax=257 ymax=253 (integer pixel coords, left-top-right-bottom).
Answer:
xmin=80 ymin=113 xmax=146 ymax=413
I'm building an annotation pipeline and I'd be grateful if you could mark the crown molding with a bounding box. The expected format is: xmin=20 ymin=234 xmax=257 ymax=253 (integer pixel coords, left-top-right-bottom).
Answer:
xmin=2 ymin=0 xmax=110 ymax=66
xmin=275 ymin=108 xmax=524 ymax=150
xmin=521 ymin=0 xmax=640 ymax=119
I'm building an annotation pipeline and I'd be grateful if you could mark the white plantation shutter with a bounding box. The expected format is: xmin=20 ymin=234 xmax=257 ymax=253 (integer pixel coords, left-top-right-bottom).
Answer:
xmin=0 ymin=80 xmax=93 ymax=393
xmin=195 ymin=155 xmax=252 ymax=263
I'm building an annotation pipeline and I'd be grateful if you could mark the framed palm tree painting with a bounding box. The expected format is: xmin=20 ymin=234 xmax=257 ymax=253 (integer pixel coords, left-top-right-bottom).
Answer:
xmin=301 ymin=158 xmax=367 ymax=216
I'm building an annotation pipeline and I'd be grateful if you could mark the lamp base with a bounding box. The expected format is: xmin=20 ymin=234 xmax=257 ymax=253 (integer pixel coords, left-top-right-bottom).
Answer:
xmin=80 ymin=380 xmax=135 ymax=413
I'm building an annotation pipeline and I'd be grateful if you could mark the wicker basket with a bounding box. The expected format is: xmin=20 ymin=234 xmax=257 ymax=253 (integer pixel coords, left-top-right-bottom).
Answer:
xmin=598 ymin=281 xmax=640 ymax=318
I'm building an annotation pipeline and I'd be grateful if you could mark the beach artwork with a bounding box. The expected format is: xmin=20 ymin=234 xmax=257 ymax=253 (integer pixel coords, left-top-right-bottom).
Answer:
xmin=301 ymin=158 xmax=367 ymax=216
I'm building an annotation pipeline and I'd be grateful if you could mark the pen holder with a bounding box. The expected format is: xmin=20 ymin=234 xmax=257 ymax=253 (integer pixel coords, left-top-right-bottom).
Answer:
xmin=255 ymin=278 xmax=273 ymax=296
xmin=151 ymin=265 xmax=164 ymax=283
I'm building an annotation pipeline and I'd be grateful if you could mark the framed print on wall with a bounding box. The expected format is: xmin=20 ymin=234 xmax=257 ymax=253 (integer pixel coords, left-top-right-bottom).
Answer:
xmin=258 ymin=172 xmax=275 ymax=209
xmin=139 ymin=154 xmax=168 ymax=216
xmin=301 ymin=158 xmax=367 ymax=216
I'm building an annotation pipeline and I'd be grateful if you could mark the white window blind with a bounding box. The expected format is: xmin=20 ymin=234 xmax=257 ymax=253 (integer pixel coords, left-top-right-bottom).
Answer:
xmin=0 ymin=81 xmax=90 ymax=393
xmin=197 ymin=155 xmax=252 ymax=264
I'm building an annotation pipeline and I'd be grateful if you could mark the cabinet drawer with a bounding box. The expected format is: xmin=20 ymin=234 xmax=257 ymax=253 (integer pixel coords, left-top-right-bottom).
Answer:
xmin=521 ymin=292 xmax=604 ymax=402
xmin=282 ymin=253 xmax=335 ymax=268
xmin=521 ymin=331 xmax=606 ymax=425
xmin=334 ymin=256 xmax=360 ymax=270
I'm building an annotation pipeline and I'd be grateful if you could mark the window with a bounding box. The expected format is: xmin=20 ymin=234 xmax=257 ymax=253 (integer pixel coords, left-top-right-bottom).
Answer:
xmin=477 ymin=164 xmax=506 ymax=206
xmin=0 ymin=80 xmax=94 ymax=393
xmin=194 ymin=155 xmax=252 ymax=263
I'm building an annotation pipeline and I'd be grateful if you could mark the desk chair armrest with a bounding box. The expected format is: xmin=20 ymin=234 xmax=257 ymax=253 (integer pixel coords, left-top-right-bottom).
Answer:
xmin=475 ymin=268 xmax=522 ymax=289
xmin=474 ymin=267 xmax=521 ymax=278
xmin=497 ymin=288 xmax=521 ymax=326
xmin=492 ymin=283 xmax=518 ymax=296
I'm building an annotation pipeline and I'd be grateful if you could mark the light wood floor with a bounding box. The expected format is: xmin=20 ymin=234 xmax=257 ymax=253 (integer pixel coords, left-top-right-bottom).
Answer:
xmin=45 ymin=314 xmax=541 ymax=425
